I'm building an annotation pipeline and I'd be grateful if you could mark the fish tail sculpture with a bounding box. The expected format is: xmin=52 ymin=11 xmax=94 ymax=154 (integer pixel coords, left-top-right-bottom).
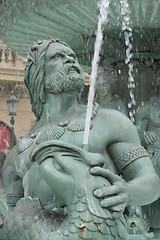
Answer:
xmin=0 ymin=140 xmax=128 ymax=240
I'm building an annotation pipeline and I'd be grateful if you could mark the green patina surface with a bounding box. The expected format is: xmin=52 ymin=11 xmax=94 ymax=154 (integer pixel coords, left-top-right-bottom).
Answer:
xmin=0 ymin=38 xmax=159 ymax=239
xmin=0 ymin=0 xmax=160 ymax=114
xmin=0 ymin=1 xmax=160 ymax=239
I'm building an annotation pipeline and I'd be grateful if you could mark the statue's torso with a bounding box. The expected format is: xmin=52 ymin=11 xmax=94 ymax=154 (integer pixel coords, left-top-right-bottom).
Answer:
xmin=1 ymin=107 xmax=134 ymax=239
xmin=5 ymin=106 xmax=130 ymax=210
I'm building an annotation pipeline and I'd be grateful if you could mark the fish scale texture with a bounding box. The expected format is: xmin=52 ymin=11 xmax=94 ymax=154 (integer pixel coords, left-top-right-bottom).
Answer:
xmin=0 ymin=196 xmax=127 ymax=240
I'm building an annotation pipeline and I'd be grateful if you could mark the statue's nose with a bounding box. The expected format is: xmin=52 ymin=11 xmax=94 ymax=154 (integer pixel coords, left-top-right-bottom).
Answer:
xmin=64 ymin=55 xmax=76 ymax=64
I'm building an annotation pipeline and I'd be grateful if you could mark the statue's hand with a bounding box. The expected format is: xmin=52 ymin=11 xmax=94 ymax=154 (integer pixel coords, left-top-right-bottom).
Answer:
xmin=144 ymin=131 xmax=159 ymax=145
xmin=90 ymin=167 xmax=128 ymax=218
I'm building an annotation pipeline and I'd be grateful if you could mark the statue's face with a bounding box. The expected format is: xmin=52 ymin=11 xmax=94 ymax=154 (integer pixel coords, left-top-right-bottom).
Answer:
xmin=96 ymin=71 xmax=111 ymax=97
xmin=44 ymin=42 xmax=85 ymax=93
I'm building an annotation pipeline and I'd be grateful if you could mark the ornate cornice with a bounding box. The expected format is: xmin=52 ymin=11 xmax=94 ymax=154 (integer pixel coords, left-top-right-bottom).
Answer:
xmin=0 ymin=40 xmax=27 ymax=99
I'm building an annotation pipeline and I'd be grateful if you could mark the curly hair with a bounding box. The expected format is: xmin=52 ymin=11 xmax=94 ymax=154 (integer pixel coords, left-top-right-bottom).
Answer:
xmin=24 ymin=38 xmax=70 ymax=120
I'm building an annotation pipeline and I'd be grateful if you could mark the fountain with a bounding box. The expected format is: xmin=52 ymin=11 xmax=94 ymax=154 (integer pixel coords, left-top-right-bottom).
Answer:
xmin=0 ymin=0 xmax=160 ymax=239
xmin=83 ymin=0 xmax=110 ymax=149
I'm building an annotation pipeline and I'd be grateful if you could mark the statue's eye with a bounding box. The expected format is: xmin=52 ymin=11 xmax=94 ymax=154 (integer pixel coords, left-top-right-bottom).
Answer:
xmin=50 ymin=53 xmax=64 ymax=59
xmin=55 ymin=54 xmax=63 ymax=59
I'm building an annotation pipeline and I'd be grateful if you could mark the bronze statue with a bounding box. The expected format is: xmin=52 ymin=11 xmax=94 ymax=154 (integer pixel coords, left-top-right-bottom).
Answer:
xmin=0 ymin=38 xmax=160 ymax=240
xmin=136 ymin=71 xmax=160 ymax=238
xmin=136 ymin=72 xmax=160 ymax=155
xmin=96 ymin=66 xmax=128 ymax=116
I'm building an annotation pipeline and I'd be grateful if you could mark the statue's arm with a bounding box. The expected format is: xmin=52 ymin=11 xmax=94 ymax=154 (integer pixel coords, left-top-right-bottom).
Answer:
xmin=109 ymin=142 xmax=160 ymax=206
xmin=91 ymin=147 xmax=160 ymax=216
xmin=111 ymin=115 xmax=160 ymax=204
xmin=91 ymin=112 xmax=160 ymax=215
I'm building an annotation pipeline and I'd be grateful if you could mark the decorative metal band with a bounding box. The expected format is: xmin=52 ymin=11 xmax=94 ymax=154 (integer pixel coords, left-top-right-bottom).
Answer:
xmin=114 ymin=146 xmax=149 ymax=173
xmin=7 ymin=194 xmax=24 ymax=206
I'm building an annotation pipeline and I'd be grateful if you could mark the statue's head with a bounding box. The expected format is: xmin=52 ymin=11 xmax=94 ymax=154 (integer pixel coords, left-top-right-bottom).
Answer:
xmin=24 ymin=38 xmax=85 ymax=120
xmin=96 ymin=65 xmax=117 ymax=97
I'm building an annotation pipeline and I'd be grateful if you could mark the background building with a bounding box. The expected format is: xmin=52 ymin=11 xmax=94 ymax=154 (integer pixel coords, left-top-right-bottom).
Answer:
xmin=0 ymin=40 xmax=35 ymax=147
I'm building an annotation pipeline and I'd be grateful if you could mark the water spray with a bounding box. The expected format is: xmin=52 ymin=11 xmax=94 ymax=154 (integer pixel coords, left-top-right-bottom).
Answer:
xmin=120 ymin=0 xmax=135 ymax=122
xmin=82 ymin=0 xmax=111 ymax=150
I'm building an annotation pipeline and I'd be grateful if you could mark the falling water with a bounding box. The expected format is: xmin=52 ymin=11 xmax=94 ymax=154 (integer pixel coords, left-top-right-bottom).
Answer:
xmin=83 ymin=0 xmax=111 ymax=149
xmin=120 ymin=0 xmax=135 ymax=122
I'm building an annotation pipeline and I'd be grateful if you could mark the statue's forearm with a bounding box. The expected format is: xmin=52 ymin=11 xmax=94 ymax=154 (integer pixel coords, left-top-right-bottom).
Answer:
xmin=126 ymin=173 xmax=160 ymax=206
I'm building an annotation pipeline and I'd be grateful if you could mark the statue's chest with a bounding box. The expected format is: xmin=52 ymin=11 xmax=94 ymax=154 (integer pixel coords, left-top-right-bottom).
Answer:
xmin=34 ymin=117 xmax=107 ymax=154
xmin=35 ymin=125 xmax=106 ymax=154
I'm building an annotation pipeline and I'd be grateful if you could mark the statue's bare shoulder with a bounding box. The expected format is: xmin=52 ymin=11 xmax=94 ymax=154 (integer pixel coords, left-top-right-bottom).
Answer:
xmin=95 ymin=107 xmax=140 ymax=144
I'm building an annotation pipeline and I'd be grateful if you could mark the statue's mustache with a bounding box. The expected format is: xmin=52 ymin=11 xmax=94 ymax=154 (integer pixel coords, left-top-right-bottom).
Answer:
xmin=63 ymin=63 xmax=81 ymax=75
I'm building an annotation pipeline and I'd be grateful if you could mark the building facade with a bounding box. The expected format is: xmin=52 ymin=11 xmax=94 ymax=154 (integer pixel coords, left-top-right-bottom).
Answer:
xmin=0 ymin=40 xmax=35 ymax=145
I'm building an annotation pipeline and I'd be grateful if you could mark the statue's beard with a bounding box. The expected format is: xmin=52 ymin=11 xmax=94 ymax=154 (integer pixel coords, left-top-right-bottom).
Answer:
xmin=45 ymin=64 xmax=85 ymax=94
